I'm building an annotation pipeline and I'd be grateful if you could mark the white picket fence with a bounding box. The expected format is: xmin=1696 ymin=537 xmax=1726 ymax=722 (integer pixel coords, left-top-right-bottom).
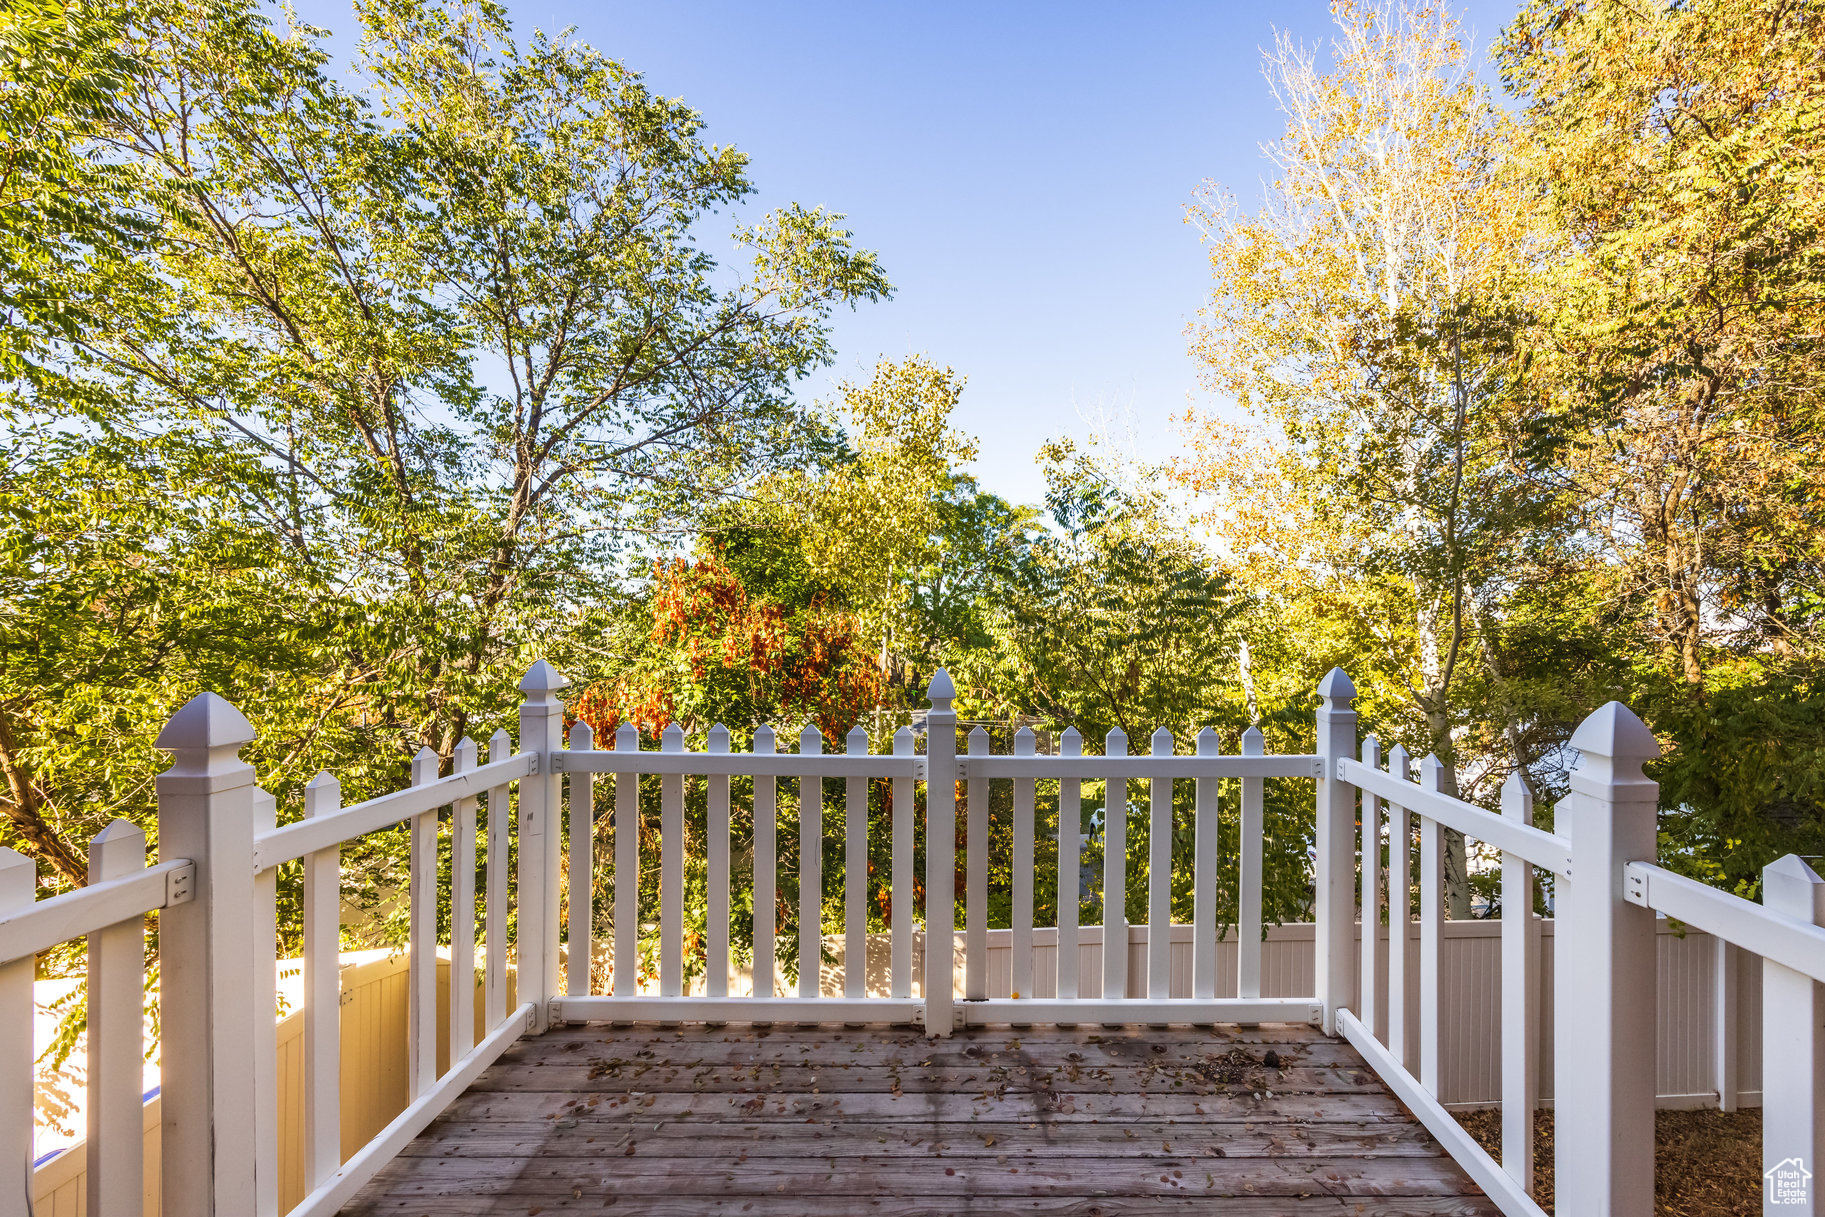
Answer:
xmin=2 ymin=662 xmax=1822 ymax=1216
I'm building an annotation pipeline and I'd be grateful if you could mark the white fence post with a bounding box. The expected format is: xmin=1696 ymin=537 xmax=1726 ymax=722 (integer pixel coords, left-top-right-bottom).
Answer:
xmin=1315 ymin=668 xmax=1357 ymax=1035
xmin=518 ymin=660 xmax=568 ymax=1033
xmin=0 ymin=848 xmax=32 ymax=1211
xmin=924 ymin=670 xmax=957 ymax=1036
xmin=1557 ymin=702 xmax=1660 ymax=1216
xmin=1761 ymin=853 xmax=1825 ymax=1213
xmin=156 ymin=692 xmax=261 ymax=1215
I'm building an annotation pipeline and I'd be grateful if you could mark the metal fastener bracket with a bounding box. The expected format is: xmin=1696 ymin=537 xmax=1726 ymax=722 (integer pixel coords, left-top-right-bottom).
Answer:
xmin=1623 ymin=862 xmax=1649 ymax=908
xmin=165 ymin=862 xmax=196 ymax=907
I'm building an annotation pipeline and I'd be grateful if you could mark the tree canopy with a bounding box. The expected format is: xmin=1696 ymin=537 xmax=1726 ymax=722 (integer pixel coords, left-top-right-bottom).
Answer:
xmin=3 ymin=0 xmax=1821 ymax=1003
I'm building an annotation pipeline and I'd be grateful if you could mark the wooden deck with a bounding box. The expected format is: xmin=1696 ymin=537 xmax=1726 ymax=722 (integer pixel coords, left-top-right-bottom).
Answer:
xmin=340 ymin=1022 xmax=1499 ymax=1216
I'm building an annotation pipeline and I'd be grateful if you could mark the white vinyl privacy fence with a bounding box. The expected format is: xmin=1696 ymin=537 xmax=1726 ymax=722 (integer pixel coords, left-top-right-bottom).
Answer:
xmin=1 ymin=662 xmax=1819 ymax=1216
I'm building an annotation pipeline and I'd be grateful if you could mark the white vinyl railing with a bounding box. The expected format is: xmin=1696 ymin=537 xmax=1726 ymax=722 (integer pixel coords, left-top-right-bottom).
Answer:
xmin=547 ymin=668 xmax=1327 ymax=1030
xmin=151 ymin=684 xmax=541 ymax=1217
xmin=2 ymin=823 xmax=192 ymax=1216
xmin=8 ymin=659 xmax=1822 ymax=1216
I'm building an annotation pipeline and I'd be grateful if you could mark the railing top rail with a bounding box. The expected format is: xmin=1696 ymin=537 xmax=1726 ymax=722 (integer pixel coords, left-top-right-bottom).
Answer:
xmin=0 ymin=857 xmax=193 ymax=967
xmin=555 ymin=748 xmax=1321 ymax=780
xmin=553 ymin=751 xmax=925 ymax=777
xmin=252 ymin=752 xmax=537 ymax=871
xmin=1625 ymin=860 xmax=1825 ymax=984
xmin=1339 ymin=756 xmax=1573 ymax=877
xmin=965 ymin=754 xmax=1320 ymax=779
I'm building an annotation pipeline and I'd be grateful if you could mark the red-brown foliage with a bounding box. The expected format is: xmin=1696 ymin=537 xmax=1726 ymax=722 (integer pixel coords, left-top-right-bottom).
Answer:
xmin=574 ymin=553 xmax=882 ymax=742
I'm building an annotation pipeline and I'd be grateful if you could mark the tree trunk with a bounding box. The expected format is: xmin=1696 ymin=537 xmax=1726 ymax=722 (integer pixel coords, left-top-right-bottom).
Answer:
xmin=0 ymin=715 xmax=89 ymax=887
xmin=1423 ymin=706 xmax=1474 ymax=919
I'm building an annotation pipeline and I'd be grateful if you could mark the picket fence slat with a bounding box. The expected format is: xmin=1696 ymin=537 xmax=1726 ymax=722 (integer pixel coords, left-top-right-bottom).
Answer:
xmin=485 ymin=730 xmax=512 ymax=1030
xmin=753 ymin=726 xmax=777 ymax=997
xmin=1387 ymin=744 xmax=1411 ymax=1071
xmin=253 ymin=789 xmax=281 ymax=1217
xmin=1418 ymin=755 xmax=1443 ymax=1097
xmin=1360 ymin=737 xmax=1382 ymax=1042
xmin=966 ymin=727 xmax=989 ymax=1002
xmin=567 ymin=726 xmax=593 ymax=1000
xmin=799 ymin=725 xmax=823 ymax=1000
xmin=303 ymin=771 xmax=343 ymax=1190
xmin=1057 ymin=728 xmax=1082 ymax=1002
xmin=87 ymin=820 xmax=147 ymax=1217
xmin=1147 ymin=728 xmax=1172 ymax=1001
xmin=707 ymin=725 xmax=732 ymax=999
xmin=890 ymin=728 xmax=915 ymax=1000
xmin=452 ymin=738 xmax=480 ymax=1051
xmin=1102 ymin=728 xmax=1128 ymax=1002
xmin=1500 ymin=772 xmax=1538 ymax=1194
xmin=661 ymin=725 xmax=686 ymax=999
xmin=1011 ymin=728 xmax=1036 ymax=1003
xmin=1237 ymin=727 xmax=1264 ymax=1001
xmin=1191 ymin=728 xmax=1219 ymax=1002
xmin=844 ymin=727 xmax=869 ymax=1000
xmin=613 ymin=724 xmax=641 ymax=998
xmin=408 ymin=750 xmax=439 ymax=1100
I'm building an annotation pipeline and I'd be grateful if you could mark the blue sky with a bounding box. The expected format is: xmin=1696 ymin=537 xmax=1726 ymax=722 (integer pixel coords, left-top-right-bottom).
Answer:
xmin=293 ymin=0 xmax=1519 ymax=508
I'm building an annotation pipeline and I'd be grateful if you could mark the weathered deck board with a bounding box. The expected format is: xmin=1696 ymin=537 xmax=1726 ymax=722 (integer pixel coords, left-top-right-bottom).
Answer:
xmin=339 ymin=1023 xmax=1498 ymax=1216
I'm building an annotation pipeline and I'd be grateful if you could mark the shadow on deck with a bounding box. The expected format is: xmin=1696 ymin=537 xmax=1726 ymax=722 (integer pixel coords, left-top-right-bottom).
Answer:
xmin=340 ymin=1023 xmax=1497 ymax=1216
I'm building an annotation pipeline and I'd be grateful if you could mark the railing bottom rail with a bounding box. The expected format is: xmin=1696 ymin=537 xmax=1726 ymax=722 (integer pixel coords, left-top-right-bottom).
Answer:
xmin=552 ymin=996 xmax=925 ymax=1025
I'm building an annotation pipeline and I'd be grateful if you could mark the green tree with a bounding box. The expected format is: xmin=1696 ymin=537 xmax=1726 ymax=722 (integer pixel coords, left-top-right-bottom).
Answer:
xmin=1498 ymin=0 xmax=1825 ymax=891
xmin=1179 ymin=0 xmax=1535 ymax=914
xmin=0 ymin=0 xmax=886 ymax=900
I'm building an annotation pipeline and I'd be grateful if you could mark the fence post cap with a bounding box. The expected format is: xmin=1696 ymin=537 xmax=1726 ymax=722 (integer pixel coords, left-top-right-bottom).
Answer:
xmin=926 ymin=668 xmax=956 ymax=711
xmin=1317 ymin=667 xmax=1356 ymax=706
xmin=1570 ymin=702 xmax=1659 ymax=778
xmin=92 ymin=817 xmax=145 ymax=846
xmin=1240 ymin=724 xmax=1264 ymax=755
xmin=1764 ymin=854 xmax=1825 ymax=922
xmin=0 ymin=847 xmax=32 ymax=903
xmin=519 ymin=659 xmax=569 ymax=697
xmin=1501 ymin=771 xmax=1533 ymax=821
xmin=156 ymin=692 xmax=255 ymax=752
